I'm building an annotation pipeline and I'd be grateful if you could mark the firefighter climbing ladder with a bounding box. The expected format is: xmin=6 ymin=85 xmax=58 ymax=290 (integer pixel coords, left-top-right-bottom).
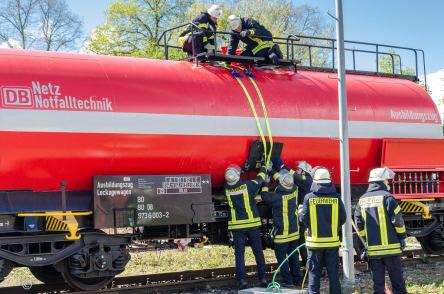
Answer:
xmin=221 ymin=63 xmax=274 ymax=169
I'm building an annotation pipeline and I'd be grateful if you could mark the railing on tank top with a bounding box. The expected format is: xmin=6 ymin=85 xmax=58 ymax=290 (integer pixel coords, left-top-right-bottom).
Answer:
xmin=157 ymin=23 xmax=427 ymax=88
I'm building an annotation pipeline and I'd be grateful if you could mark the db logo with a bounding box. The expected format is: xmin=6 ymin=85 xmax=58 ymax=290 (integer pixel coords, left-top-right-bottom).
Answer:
xmin=1 ymin=86 xmax=34 ymax=108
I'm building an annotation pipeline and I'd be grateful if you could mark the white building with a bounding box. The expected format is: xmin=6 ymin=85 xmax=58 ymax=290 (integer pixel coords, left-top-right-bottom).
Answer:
xmin=427 ymin=69 xmax=444 ymax=122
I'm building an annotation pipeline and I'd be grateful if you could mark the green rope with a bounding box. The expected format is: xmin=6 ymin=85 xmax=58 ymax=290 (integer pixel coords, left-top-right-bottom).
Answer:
xmin=267 ymin=242 xmax=306 ymax=292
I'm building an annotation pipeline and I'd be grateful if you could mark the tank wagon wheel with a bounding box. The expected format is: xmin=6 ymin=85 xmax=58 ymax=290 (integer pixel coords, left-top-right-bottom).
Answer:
xmin=29 ymin=266 xmax=63 ymax=284
xmin=416 ymin=224 xmax=444 ymax=255
xmin=61 ymin=269 xmax=113 ymax=291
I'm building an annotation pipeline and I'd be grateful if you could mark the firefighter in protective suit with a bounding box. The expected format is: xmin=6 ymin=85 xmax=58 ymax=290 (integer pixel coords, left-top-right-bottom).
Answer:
xmin=179 ymin=4 xmax=222 ymax=56
xmin=299 ymin=167 xmax=346 ymax=294
xmin=354 ymin=167 xmax=408 ymax=294
xmin=224 ymin=164 xmax=267 ymax=290
xmin=274 ymin=158 xmax=313 ymax=266
xmin=227 ymin=15 xmax=283 ymax=65
xmin=260 ymin=169 xmax=302 ymax=288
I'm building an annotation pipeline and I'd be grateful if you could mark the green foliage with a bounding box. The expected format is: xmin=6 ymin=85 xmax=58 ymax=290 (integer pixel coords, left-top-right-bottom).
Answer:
xmin=85 ymin=0 xmax=333 ymax=63
xmin=378 ymin=49 xmax=416 ymax=76
xmin=85 ymin=0 xmax=192 ymax=58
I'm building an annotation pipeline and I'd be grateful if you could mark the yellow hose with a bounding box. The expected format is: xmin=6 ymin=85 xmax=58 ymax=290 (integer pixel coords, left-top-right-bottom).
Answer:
xmin=302 ymin=265 xmax=308 ymax=289
xmin=248 ymin=76 xmax=273 ymax=169
xmin=221 ymin=64 xmax=274 ymax=171
xmin=233 ymin=76 xmax=268 ymax=162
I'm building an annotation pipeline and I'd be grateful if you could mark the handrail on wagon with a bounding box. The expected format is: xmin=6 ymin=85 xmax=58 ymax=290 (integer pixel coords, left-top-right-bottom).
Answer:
xmin=157 ymin=23 xmax=427 ymax=89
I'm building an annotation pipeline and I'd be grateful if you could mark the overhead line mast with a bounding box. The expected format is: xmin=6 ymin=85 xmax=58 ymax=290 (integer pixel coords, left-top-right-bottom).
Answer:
xmin=335 ymin=0 xmax=355 ymax=285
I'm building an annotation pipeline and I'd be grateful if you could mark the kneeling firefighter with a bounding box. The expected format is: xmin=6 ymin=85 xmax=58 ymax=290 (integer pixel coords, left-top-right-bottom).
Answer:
xmin=227 ymin=15 xmax=283 ymax=65
xmin=260 ymin=169 xmax=302 ymax=288
xmin=224 ymin=164 xmax=267 ymax=290
xmin=179 ymin=4 xmax=223 ymax=56
xmin=354 ymin=167 xmax=408 ymax=294
xmin=299 ymin=167 xmax=346 ymax=294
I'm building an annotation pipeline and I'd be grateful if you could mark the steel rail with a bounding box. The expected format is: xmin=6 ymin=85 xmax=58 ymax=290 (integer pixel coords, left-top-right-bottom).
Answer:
xmin=2 ymin=248 xmax=441 ymax=294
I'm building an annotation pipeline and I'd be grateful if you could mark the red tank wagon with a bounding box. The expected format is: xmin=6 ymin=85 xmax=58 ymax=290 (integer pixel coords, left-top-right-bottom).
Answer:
xmin=0 ymin=36 xmax=443 ymax=290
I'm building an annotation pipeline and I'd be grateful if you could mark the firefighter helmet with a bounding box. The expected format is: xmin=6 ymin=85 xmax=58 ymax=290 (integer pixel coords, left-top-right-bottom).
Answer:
xmin=368 ymin=167 xmax=395 ymax=182
xmin=312 ymin=166 xmax=331 ymax=184
xmin=297 ymin=160 xmax=313 ymax=175
xmin=225 ymin=164 xmax=241 ymax=185
xmin=279 ymin=169 xmax=294 ymax=190
xmin=228 ymin=15 xmax=242 ymax=31
xmin=207 ymin=4 xmax=223 ymax=19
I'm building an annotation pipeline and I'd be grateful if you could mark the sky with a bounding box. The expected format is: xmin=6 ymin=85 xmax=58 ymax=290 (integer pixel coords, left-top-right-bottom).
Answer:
xmin=67 ymin=0 xmax=444 ymax=74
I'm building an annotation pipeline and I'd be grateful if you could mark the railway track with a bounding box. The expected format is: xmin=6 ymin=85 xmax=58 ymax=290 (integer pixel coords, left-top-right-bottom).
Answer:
xmin=2 ymin=249 xmax=442 ymax=294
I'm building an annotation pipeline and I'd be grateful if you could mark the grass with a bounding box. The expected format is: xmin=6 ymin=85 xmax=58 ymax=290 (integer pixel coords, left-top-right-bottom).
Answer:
xmin=1 ymin=243 xmax=443 ymax=293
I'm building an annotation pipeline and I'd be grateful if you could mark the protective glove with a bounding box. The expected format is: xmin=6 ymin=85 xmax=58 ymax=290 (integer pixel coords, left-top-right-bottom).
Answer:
xmin=273 ymin=156 xmax=284 ymax=169
xmin=242 ymin=161 xmax=250 ymax=172
xmin=298 ymin=204 xmax=303 ymax=215
xmin=204 ymin=30 xmax=213 ymax=37
xmin=360 ymin=249 xmax=368 ymax=262
xmin=269 ymin=52 xmax=279 ymax=65
xmin=240 ymin=30 xmax=250 ymax=38
xmin=400 ymin=238 xmax=406 ymax=250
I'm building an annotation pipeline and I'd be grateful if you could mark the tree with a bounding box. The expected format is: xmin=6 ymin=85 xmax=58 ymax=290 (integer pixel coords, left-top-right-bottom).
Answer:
xmin=378 ymin=49 xmax=416 ymax=76
xmin=86 ymin=0 xmax=193 ymax=57
xmin=178 ymin=0 xmax=333 ymax=65
xmin=86 ymin=0 xmax=333 ymax=63
xmin=38 ymin=0 xmax=83 ymax=51
xmin=0 ymin=0 xmax=83 ymax=51
xmin=0 ymin=0 xmax=37 ymax=49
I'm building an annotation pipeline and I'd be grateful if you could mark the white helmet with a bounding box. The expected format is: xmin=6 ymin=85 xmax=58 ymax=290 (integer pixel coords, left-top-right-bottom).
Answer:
xmin=207 ymin=4 xmax=223 ymax=19
xmin=368 ymin=167 xmax=395 ymax=182
xmin=312 ymin=167 xmax=331 ymax=184
xmin=297 ymin=161 xmax=313 ymax=175
xmin=225 ymin=164 xmax=241 ymax=185
xmin=278 ymin=170 xmax=294 ymax=190
xmin=228 ymin=15 xmax=242 ymax=31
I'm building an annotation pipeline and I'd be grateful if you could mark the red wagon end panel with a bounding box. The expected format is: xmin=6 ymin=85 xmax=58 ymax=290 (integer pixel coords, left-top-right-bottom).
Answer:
xmin=382 ymin=139 xmax=444 ymax=169
xmin=382 ymin=138 xmax=444 ymax=199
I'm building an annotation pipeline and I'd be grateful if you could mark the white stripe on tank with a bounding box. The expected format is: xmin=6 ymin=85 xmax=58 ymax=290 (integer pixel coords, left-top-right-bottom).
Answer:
xmin=0 ymin=109 xmax=441 ymax=139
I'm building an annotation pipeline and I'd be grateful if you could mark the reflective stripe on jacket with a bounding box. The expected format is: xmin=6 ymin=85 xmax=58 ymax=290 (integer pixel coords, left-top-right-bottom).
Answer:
xmin=261 ymin=183 xmax=300 ymax=243
xmin=228 ymin=17 xmax=275 ymax=56
xmin=224 ymin=167 xmax=266 ymax=230
xmin=354 ymin=181 xmax=407 ymax=258
xmin=281 ymin=166 xmax=312 ymax=205
xmin=299 ymin=182 xmax=346 ymax=249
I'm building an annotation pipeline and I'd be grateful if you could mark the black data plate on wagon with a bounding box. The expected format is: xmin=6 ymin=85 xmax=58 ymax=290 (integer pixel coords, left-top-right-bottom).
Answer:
xmin=93 ymin=174 xmax=214 ymax=228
